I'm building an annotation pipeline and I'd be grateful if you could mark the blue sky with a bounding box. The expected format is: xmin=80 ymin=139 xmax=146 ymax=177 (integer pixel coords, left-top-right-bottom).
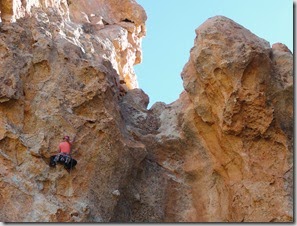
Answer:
xmin=134 ymin=0 xmax=293 ymax=108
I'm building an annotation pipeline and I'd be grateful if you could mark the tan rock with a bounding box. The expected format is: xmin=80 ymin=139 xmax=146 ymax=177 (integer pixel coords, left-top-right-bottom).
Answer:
xmin=0 ymin=3 xmax=293 ymax=224
xmin=112 ymin=16 xmax=292 ymax=223
xmin=0 ymin=0 xmax=147 ymax=222
xmin=178 ymin=16 xmax=293 ymax=222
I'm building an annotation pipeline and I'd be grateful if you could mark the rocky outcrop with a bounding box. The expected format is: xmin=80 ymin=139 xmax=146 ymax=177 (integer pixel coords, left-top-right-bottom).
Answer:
xmin=0 ymin=1 xmax=293 ymax=223
xmin=0 ymin=0 xmax=147 ymax=222
xmin=179 ymin=16 xmax=293 ymax=222
xmin=111 ymin=16 xmax=293 ymax=222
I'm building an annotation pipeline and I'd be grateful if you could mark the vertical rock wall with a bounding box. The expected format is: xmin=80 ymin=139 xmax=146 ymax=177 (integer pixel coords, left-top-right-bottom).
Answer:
xmin=0 ymin=0 xmax=148 ymax=222
xmin=111 ymin=16 xmax=293 ymax=223
xmin=179 ymin=16 xmax=293 ymax=222
xmin=0 ymin=1 xmax=293 ymax=223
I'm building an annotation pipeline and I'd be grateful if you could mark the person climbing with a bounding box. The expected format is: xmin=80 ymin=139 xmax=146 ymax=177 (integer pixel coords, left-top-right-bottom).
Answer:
xmin=53 ymin=135 xmax=73 ymax=164
xmin=50 ymin=135 xmax=77 ymax=171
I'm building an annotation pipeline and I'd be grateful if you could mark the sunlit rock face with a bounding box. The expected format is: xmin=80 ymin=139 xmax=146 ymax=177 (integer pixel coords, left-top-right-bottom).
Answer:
xmin=0 ymin=1 xmax=293 ymax=223
xmin=113 ymin=16 xmax=293 ymax=223
xmin=0 ymin=0 xmax=145 ymax=88
xmin=0 ymin=0 xmax=147 ymax=222
xmin=178 ymin=16 xmax=293 ymax=222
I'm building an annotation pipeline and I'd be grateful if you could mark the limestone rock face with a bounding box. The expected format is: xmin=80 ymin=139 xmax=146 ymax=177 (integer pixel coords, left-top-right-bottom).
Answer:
xmin=179 ymin=16 xmax=293 ymax=222
xmin=0 ymin=2 xmax=293 ymax=223
xmin=112 ymin=16 xmax=293 ymax=223
xmin=0 ymin=0 xmax=147 ymax=222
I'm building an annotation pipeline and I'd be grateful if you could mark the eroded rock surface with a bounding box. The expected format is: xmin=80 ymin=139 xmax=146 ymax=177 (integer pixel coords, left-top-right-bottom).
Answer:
xmin=0 ymin=0 xmax=147 ymax=222
xmin=0 ymin=1 xmax=293 ymax=223
xmin=112 ymin=16 xmax=293 ymax=223
xmin=179 ymin=16 xmax=293 ymax=222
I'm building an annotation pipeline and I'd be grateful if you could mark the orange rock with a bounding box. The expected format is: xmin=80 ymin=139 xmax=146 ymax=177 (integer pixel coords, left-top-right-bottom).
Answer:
xmin=0 ymin=3 xmax=292 ymax=223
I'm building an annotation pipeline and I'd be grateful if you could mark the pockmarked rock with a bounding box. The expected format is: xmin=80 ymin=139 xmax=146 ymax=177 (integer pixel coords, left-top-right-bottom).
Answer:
xmin=0 ymin=2 xmax=293 ymax=223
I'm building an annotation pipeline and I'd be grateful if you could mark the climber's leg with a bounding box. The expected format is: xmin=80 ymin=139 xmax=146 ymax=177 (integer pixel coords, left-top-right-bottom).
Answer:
xmin=49 ymin=155 xmax=57 ymax=167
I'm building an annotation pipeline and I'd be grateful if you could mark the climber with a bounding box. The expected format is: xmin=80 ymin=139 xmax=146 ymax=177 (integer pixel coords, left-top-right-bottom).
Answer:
xmin=50 ymin=135 xmax=77 ymax=170
xmin=53 ymin=135 xmax=73 ymax=164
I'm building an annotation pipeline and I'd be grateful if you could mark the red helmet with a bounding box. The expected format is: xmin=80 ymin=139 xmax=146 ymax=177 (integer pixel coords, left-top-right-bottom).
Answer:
xmin=63 ymin=135 xmax=70 ymax=141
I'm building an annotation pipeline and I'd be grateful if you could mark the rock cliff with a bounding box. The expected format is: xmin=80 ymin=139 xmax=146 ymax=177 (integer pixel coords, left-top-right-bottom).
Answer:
xmin=0 ymin=0 xmax=293 ymax=223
